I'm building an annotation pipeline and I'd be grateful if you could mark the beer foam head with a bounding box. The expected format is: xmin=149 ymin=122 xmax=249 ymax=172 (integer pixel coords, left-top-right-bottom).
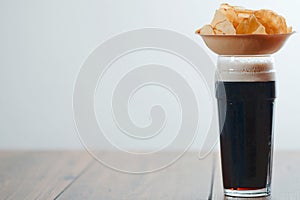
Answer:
xmin=216 ymin=56 xmax=275 ymax=82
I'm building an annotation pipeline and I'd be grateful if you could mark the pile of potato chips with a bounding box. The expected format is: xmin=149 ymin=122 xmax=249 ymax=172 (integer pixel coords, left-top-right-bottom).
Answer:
xmin=196 ymin=3 xmax=292 ymax=35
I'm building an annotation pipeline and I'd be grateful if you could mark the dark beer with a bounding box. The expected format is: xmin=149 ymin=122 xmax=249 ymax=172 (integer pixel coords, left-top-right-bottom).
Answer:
xmin=215 ymin=55 xmax=276 ymax=197
xmin=216 ymin=81 xmax=275 ymax=191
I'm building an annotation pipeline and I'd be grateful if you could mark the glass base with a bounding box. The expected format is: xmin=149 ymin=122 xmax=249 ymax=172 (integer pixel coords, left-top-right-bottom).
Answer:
xmin=224 ymin=187 xmax=271 ymax=198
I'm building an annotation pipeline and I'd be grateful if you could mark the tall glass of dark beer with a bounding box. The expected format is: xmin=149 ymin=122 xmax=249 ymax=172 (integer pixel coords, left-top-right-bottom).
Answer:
xmin=216 ymin=56 xmax=275 ymax=197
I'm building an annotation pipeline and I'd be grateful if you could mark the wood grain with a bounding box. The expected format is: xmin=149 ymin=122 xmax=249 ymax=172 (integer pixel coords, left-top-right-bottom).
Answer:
xmin=0 ymin=151 xmax=92 ymax=200
xmin=57 ymin=151 xmax=214 ymax=200
xmin=0 ymin=151 xmax=300 ymax=199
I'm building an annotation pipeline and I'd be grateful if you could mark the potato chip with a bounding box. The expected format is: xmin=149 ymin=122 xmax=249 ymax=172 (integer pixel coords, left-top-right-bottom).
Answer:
xmin=236 ymin=15 xmax=266 ymax=34
xmin=220 ymin=3 xmax=244 ymax=11
xmin=198 ymin=25 xmax=214 ymax=35
xmin=253 ymin=25 xmax=267 ymax=34
xmin=215 ymin=20 xmax=236 ymax=35
xmin=218 ymin=8 xmax=237 ymax=27
xmin=211 ymin=10 xmax=227 ymax=27
xmin=220 ymin=3 xmax=232 ymax=10
xmin=237 ymin=13 xmax=251 ymax=19
xmin=254 ymin=9 xmax=288 ymax=34
xmin=196 ymin=3 xmax=292 ymax=36
xmin=219 ymin=4 xmax=254 ymax=29
xmin=213 ymin=28 xmax=224 ymax=35
xmin=235 ymin=8 xmax=253 ymax=15
xmin=209 ymin=7 xmax=236 ymax=35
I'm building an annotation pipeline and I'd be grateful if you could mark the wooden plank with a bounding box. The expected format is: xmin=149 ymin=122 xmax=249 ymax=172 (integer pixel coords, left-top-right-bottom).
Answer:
xmin=212 ymin=151 xmax=300 ymax=199
xmin=0 ymin=151 xmax=92 ymax=200
xmin=57 ymin=151 xmax=215 ymax=200
xmin=1 ymin=151 xmax=299 ymax=199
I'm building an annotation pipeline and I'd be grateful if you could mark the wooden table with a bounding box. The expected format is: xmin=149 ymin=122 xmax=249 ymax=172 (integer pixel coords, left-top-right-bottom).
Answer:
xmin=0 ymin=151 xmax=299 ymax=200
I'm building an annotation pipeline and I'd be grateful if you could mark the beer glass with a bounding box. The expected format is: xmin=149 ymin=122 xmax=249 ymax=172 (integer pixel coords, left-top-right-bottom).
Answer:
xmin=215 ymin=55 xmax=275 ymax=197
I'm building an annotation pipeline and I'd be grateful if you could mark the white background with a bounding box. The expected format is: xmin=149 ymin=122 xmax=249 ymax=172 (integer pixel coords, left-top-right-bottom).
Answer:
xmin=0 ymin=0 xmax=299 ymax=150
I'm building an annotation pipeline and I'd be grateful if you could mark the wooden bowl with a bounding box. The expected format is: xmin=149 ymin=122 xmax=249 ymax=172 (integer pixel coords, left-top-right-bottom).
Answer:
xmin=198 ymin=32 xmax=294 ymax=55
